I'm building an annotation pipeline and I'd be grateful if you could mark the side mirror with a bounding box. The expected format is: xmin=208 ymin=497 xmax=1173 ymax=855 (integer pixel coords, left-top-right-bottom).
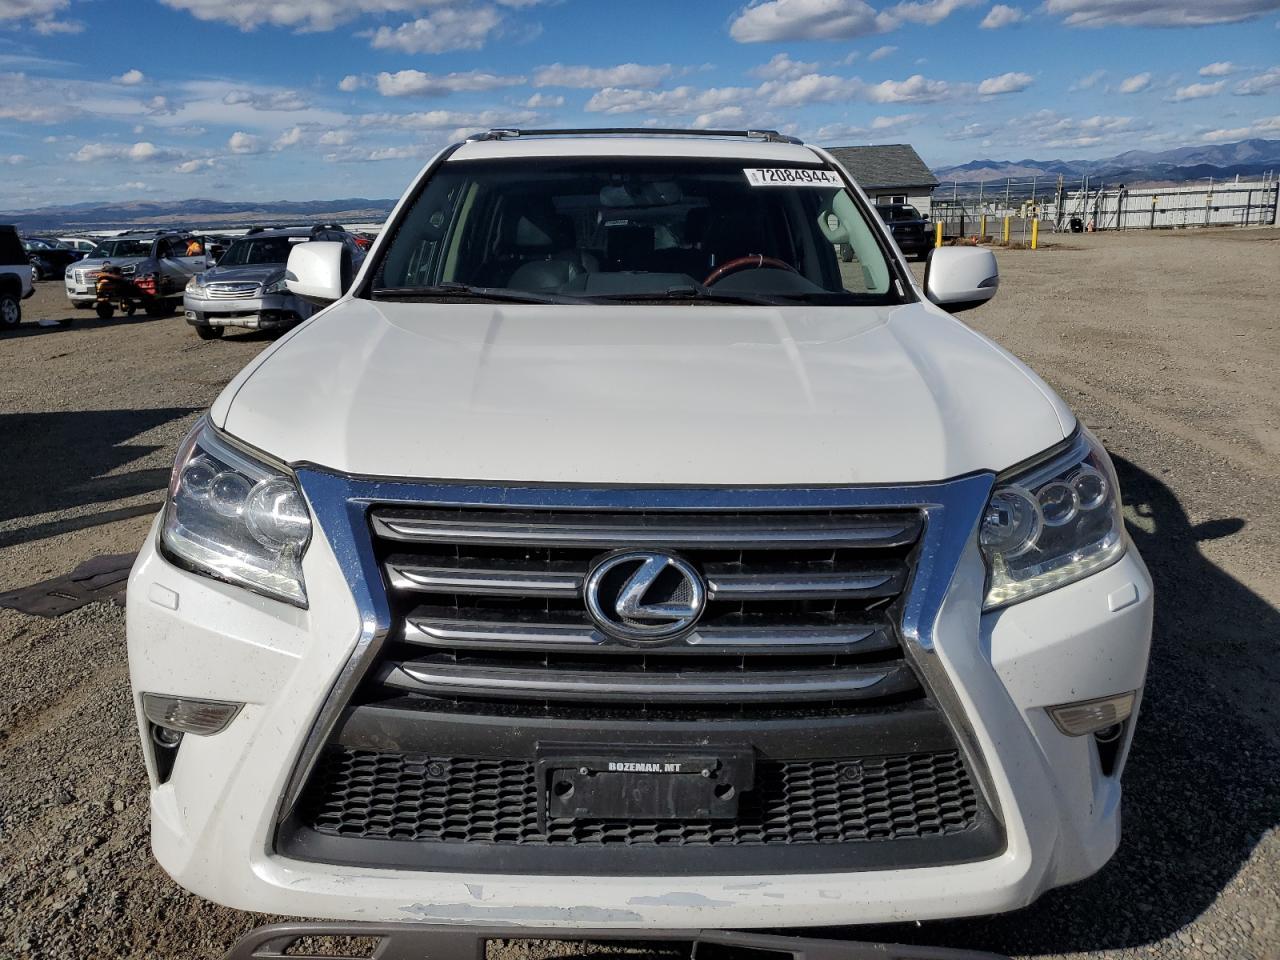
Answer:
xmin=924 ymin=246 xmax=998 ymax=313
xmin=286 ymin=241 xmax=352 ymax=307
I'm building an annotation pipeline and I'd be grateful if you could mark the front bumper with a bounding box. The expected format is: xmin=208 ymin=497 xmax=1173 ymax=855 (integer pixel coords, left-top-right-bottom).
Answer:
xmin=184 ymin=292 xmax=309 ymax=329
xmin=126 ymin=473 xmax=1152 ymax=929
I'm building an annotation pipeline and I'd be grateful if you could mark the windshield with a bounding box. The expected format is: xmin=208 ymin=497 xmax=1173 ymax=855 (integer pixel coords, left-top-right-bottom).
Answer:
xmin=370 ymin=157 xmax=900 ymax=304
xmin=879 ymin=206 xmax=922 ymax=222
xmin=90 ymin=238 xmax=151 ymax=259
xmin=219 ymin=236 xmax=299 ymax=267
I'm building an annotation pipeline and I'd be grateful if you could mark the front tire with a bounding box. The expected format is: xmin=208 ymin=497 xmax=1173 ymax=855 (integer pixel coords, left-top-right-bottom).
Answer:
xmin=95 ymin=302 xmax=115 ymax=320
xmin=1 ymin=291 xmax=20 ymax=328
xmin=29 ymin=262 xmax=42 ymax=282
xmin=195 ymin=324 xmax=223 ymax=340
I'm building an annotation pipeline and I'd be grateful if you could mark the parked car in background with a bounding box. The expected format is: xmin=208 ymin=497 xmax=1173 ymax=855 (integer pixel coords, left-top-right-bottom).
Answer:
xmin=23 ymin=236 xmax=84 ymax=280
xmin=183 ymin=225 xmax=365 ymax=340
xmin=57 ymin=236 xmax=100 ymax=255
xmin=66 ymin=231 xmax=211 ymax=317
xmin=1 ymin=224 xmax=35 ymax=329
xmin=874 ymin=202 xmax=931 ymax=259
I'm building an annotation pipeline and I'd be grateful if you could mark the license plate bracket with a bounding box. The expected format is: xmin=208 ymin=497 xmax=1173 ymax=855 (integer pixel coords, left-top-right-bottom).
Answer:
xmin=536 ymin=744 xmax=754 ymax=824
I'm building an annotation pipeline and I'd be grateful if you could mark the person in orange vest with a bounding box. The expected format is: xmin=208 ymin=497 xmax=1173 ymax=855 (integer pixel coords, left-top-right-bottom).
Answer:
xmin=185 ymin=237 xmax=204 ymax=256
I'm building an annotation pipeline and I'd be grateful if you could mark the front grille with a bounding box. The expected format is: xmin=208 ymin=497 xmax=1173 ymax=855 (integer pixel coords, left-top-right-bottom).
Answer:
xmin=281 ymin=491 xmax=1003 ymax=873
xmin=365 ymin=505 xmax=925 ymax=719
xmin=73 ymin=268 xmax=98 ymax=285
xmin=204 ymin=281 xmax=260 ymax=300
xmin=303 ymin=745 xmax=979 ymax=846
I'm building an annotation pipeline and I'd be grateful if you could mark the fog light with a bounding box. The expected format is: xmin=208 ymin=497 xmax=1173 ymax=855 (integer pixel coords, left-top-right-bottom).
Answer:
xmin=1048 ymin=692 xmax=1136 ymax=737
xmin=142 ymin=693 xmax=242 ymax=736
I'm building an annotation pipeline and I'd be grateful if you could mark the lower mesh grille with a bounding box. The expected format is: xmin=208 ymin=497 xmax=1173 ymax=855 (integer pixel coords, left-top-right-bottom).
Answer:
xmin=302 ymin=746 xmax=979 ymax=846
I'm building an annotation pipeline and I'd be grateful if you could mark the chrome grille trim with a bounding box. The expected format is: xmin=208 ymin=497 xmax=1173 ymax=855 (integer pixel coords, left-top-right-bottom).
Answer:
xmin=402 ymin=611 xmax=892 ymax=655
xmin=381 ymin=659 xmax=920 ymax=703
xmin=204 ymin=281 xmax=260 ymax=300
xmin=371 ymin=509 xmax=922 ymax=550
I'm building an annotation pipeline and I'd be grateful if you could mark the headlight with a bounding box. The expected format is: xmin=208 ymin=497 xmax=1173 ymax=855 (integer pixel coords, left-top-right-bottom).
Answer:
xmin=261 ymin=277 xmax=287 ymax=294
xmin=185 ymin=277 xmax=204 ymax=296
xmin=160 ymin=419 xmax=311 ymax=606
xmin=979 ymin=429 xmax=1125 ymax=609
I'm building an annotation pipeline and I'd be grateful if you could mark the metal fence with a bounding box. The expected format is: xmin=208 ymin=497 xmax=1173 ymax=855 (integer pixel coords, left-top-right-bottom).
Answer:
xmin=930 ymin=174 xmax=1279 ymax=237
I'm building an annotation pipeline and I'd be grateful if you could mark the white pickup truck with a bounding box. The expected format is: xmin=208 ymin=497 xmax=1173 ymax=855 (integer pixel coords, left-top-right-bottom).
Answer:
xmin=127 ymin=129 xmax=1152 ymax=949
xmin=1 ymin=224 xmax=35 ymax=329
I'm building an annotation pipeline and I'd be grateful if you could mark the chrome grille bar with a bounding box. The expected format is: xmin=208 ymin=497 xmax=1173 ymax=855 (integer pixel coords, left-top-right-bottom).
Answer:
xmin=402 ymin=610 xmax=895 ymax=655
xmin=381 ymin=660 xmax=920 ymax=703
xmin=372 ymin=509 xmax=921 ymax=550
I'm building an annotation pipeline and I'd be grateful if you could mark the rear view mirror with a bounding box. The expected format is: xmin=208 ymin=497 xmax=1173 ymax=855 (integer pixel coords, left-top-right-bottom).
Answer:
xmin=924 ymin=247 xmax=998 ymax=313
xmin=286 ymin=241 xmax=352 ymax=306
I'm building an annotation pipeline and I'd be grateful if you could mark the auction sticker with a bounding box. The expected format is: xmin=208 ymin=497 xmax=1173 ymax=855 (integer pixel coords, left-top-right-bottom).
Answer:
xmin=744 ymin=168 xmax=842 ymax=187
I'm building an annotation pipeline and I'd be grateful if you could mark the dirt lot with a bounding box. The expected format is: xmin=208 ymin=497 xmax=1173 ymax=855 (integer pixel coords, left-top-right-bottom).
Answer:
xmin=1 ymin=228 xmax=1277 ymax=959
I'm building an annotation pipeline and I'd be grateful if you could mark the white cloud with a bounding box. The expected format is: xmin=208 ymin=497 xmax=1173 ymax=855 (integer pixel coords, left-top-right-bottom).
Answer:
xmin=174 ymin=157 xmax=217 ymax=173
xmin=865 ymin=74 xmax=952 ymax=102
xmin=523 ymin=92 xmax=564 ymax=108
xmin=1011 ymin=110 xmax=1149 ymax=148
xmin=943 ymin=121 xmax=994 ymax=140
xmin=1199 ymin=61 xmax=1237 ymax=76
xmin=1117 ymin=72 xmax=1152 ymax=93
xmin=729 ymin=0 xmax=895 ymax=42
xmin=71 ymin=141 xmax=183 ymax=163
xmin=0 ymin=0 xmax=67 ymax=24
xmin=978 ymin=71 xmax=1034 ymax=95
xmin=273 ymin=126 xmax=304 ymax=150
xmin=889 ymin=0 xmax=983 ymax=25
xmin=751 ymin=53 xmax=819 ymax=80
xmin=374 ymin=69 xmax=525 ymax=97
xmin=157 ymin=0 xmax=487 ymax=32
xmin=693 ymin=106 xmax=750 ymax=129
xmin=1071 ymin=68 xmax=1106 ymax=90
xmin=228 ymin=131 xmax=264 ymax=154
xmin=980 ymin=4 xmax=1026 ymax=27
xmin=867 ymin=44 xmax=897 ymax=61
xmin=32 ymin=17 xmax=81 ymax=34
xmin=533 ymin=63 xmax=674 ymax=88
xmin=1200 ymin=115 xmax=1280 ymax=140
xmin=3 ymin=153 xmax=28 ymax=165
xmin=871 ymin=112 xmax=922 ymax=129
xmin=318 ymin=129 xmax=354 ymax=145
xmin=369 ymin=7 xmax=502 ymax=53
xmin=359 ymin=108 xmax=539 ymax=131
xmin=223 ymin=88 xmax=308 ymax=111
xmin=1043 ymin=0 xmax=1280 ymax=27
xmin=757 ymin=72 xmax=858 ymax=106
xmin=114 ymin=69 xmax=145 ymax=85
xmin=338 ymin=74 xmax=364 ymax=92
xmin=1168 ymin=79 xmax=1226 ymax=101
xmin=585 ymin=85 xmax=750 ymax=116
xmin=1234 ymin=67 xmax=1280 ymax=95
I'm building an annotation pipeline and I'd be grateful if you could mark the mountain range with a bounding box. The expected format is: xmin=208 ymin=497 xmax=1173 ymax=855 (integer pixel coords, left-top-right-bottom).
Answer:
xmin=2 ymin=138 xmax=1277 ymax=230
xmin=931 ymin=138 xmax=1280 ymax=184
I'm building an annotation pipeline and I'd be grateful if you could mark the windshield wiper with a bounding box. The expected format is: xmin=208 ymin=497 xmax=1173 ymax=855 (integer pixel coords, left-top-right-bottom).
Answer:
xmin=371 ymin=282 xmax=585 ymax=305
xmin=586 ymin=286 xmax=786 ymax=307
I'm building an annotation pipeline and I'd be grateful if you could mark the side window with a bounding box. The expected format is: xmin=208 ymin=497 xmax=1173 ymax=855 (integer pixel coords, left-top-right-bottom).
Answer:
xmin=156 ymin=239 xmax=174 ymax=259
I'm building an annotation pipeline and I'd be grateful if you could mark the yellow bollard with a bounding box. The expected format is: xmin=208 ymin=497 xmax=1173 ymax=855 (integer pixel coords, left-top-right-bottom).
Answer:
xmin=1031 ymin=219 xmax=1039 ymax=250
xmin=1002 ymin=217 xmax=1010 ymax=244
xmin=979 ymin=214 xmax=987 ymax=238
xmin=935 ymin=220 xmax=943 ymax=248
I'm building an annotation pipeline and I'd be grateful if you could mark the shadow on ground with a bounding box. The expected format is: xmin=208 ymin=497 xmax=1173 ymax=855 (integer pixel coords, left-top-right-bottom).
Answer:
xmin=0 ymin=408 xmax=195 ymax=541
xmin=821 ymin=456 xmax=1279 ymax=955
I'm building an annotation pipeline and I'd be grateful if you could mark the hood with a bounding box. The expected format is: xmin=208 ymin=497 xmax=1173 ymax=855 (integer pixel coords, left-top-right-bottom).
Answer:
xmin=217 ymin=299 xmax=1074 ymax=486
xmin=76 ymin=256 xmax=146 ymax=271
xmin=200 ymin=263 xmax=283 ymax=285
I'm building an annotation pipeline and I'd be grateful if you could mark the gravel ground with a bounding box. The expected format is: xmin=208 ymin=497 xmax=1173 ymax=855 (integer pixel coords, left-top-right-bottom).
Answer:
xmin=1 ymin=228 xmax=1277 ymax=959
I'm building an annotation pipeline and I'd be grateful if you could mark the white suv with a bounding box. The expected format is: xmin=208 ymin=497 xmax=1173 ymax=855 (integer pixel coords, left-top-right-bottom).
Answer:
xmin=127 ymin=130 xmax=1152 ymax=937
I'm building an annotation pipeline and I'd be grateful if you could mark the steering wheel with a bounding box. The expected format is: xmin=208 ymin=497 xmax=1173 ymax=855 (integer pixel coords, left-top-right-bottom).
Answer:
xmin=703 ymin=254 xmax=798 ymax=287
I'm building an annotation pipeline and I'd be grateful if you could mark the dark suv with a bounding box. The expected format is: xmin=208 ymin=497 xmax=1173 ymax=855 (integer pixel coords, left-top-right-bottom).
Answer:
xmin=874 ymin=203 xmax=931 ymax=259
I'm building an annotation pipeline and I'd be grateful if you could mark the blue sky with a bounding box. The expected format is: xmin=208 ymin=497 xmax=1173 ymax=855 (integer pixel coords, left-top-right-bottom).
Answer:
xmin=1 ymin=0 xmax=1278 ymax=207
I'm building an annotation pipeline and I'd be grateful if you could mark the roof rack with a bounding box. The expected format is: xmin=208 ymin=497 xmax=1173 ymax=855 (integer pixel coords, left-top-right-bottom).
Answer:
xmin=468 ymin=127 xmax=804 ymax=145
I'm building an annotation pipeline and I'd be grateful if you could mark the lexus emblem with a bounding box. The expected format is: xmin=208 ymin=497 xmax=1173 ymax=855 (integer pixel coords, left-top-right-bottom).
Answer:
xmin=585 ymin=551 xmax=706 ymax=643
